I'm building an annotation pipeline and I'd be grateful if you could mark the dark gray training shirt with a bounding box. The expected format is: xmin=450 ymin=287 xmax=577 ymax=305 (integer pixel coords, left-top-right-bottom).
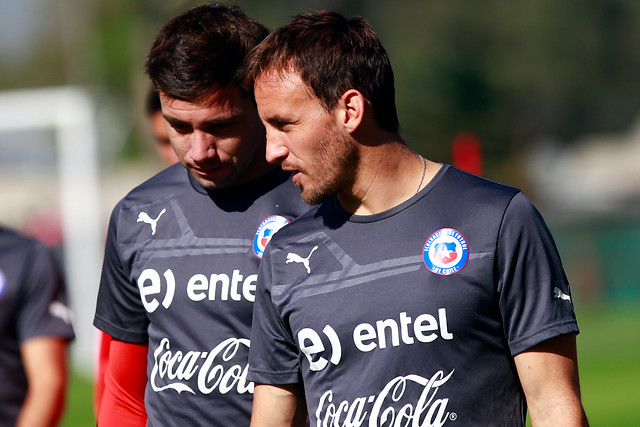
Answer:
xmin=0 ymin=227 xmax=74 ymax=425
xmin=94 ymin=164 xmax=310 ymax=426
xmin=250 ymin=165 xmax=579 ymax=426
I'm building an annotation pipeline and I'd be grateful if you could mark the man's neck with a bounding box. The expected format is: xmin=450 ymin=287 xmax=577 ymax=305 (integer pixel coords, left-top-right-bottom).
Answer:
xmin=337 ymin=141 xmax=440 ymax=216
xmin=234 ymin=154 xmax=279 ymax=187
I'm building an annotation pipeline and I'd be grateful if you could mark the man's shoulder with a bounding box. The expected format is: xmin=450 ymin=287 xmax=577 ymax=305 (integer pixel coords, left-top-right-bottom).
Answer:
xmin=115 ymin=163 xmax=188 ymax=208
xmin=0 ymin=226 xmax=48 ymax=259
xmin=442 ymin=165 xmax=519 ymax=195
xmin=129 ymin=162 xmax=185 ymax=194
xmin=434 ymin=165 xmax=521 ymax=211
xmin=0 ymin=226 xmax=30 ymax=246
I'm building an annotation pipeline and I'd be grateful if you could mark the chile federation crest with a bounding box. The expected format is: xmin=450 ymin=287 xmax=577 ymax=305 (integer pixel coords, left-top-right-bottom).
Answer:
xmin=253 ymin=215 xmax=290 ymax=258
xmin=423 ymin=228 xmax=469 ymax=275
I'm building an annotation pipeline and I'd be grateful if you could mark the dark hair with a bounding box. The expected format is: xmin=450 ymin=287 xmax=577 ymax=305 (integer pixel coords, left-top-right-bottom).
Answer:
xmin=245 ymin=10 xmax=399 ymax=133
xmin=146 ymin=3 xmax=268 ymax=102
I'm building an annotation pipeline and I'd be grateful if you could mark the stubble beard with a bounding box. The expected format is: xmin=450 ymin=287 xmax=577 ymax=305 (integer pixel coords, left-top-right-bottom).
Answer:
xmin=297 ymin=128 xmax=358 ymax=206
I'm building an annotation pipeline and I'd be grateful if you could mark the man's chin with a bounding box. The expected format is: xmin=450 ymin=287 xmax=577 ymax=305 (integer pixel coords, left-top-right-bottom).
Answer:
xmin=300 ymin=187 xmax=329 ymax=206
xmin=191 ymin=172 xmax=230 ymax=190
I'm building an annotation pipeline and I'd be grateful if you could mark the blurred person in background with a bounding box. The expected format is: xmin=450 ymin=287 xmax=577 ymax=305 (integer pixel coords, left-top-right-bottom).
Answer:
xmin=146 ymin=88 xmax=179 ymax=166
xmin=93 ymin=3 xmax=310 ymax=426
xmin=0 ymin=225 xmax=74 ymax=426
xmin=245 ymin=10 xmax=589 ymax=426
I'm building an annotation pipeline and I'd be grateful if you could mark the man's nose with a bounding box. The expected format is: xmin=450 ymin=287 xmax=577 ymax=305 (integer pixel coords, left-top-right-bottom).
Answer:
xmin=265 ymin=129 xmax=289 ymax=164
xmin=190 ymin=131 xmax=216 ymax=162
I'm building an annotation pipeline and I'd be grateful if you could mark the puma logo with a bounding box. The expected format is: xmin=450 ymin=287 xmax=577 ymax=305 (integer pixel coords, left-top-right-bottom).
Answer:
xmin=286 ymin=245 xmax=318 ymax=274
xmin=553 ymin=287 xmax=571 ymax=302
xmin=137 ymin=208 xmax=167 ymax=235
xmin=49 ymin=301 xmax=73 ymax=325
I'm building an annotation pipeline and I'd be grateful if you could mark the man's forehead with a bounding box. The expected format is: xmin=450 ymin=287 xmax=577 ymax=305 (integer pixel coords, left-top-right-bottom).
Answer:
xmin=159 ymin=85 xmax=243 ymax=110
xmin=255 ymin=69 xmax=313 ymax=99
xmin=255 ymin=62 xmax=298 ymax=83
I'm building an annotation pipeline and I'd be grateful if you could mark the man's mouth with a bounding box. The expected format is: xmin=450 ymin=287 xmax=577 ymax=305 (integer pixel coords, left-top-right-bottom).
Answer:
xmin=191 ymin=163 xmax=226 ymax=178
xmin=282 ymin=164 xmax=302 ymax=185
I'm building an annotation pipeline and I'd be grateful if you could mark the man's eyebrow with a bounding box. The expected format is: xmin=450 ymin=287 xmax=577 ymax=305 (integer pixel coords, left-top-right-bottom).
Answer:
xmin=163 ymin=115 xmax=186 ymax=126
xmin=264 ymin=114 xmax=291 ymax=124
xmin=163 ymin=114 xmax=239 ymax=127
xmin=204 ymin=115 xmax=240 ymax=125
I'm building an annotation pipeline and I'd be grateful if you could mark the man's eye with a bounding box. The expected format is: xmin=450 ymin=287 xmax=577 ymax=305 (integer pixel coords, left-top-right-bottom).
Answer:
xmin=203 ymin=123 xmax=233 ymax=134
xmin=171 ymin=125 xmax=191 ymax=134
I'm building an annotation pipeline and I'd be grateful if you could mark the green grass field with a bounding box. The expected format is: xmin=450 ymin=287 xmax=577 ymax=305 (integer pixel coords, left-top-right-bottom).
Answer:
xmin=60 ymin=304 xmax=640 ymax=426
xmin=575 ymin=304 xmax=640 ymax=426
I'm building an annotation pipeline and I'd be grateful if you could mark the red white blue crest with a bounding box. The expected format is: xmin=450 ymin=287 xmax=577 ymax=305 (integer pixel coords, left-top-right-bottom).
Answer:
xmin=423 ymin=228 xmax=469 ymax=275
xmin=253 ymin=215 xmax=290 ymax=258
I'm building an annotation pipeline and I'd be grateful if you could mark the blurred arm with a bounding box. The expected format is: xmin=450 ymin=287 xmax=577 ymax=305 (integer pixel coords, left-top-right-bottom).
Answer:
xmin=17 ymin=336 xmax=69 ymax=427
xmin=97 ymin=339 xmax=148 ymax=427
xmin=251 ymin=383 xmax=307 ymax=427
xmin=514 ymin=333 xmax=589 ymax=426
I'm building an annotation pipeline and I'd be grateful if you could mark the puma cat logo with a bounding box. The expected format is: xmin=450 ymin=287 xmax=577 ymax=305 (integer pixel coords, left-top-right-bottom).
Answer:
xmin=553 ymin=287 xmax=571 ymax=302
xmin=286 ymin=245 xmax=318 ymax=274
xmin=137 ymin=208 xmax=167 ymax=235
xmin=49 ymin=301 xmax=73 ymax=325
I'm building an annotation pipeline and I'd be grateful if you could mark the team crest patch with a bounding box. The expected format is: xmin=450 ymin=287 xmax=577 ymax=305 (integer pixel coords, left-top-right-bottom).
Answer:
xmin=423 ymin=228 xmax=469 ymax=275
xmin=253 ymin=215 xmax=290 ymax=258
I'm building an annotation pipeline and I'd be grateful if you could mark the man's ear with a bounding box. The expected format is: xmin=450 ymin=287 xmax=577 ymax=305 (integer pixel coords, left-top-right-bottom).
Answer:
xmin=339 ymin=89 xmax=365 ymax=133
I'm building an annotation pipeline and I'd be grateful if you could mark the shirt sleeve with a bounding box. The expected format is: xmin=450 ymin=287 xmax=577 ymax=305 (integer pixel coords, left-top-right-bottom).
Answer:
xmin=496 ymin=192 xmax=579 ymax=356
xmin=248 ymin=248 xmax=302 ymax=385
xmin=93 ymin=205 xmax=149 ymax=343
xmin=17 ymin=241 xmax=74 ymax=344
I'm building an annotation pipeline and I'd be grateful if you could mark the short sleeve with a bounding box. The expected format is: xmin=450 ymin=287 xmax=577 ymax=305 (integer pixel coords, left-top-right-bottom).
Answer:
xmin=16 ymin=242 xmax=74 ymax=343
xmin=248 ymin=248 xmax=302 ymax=385
xmin=496 ymin=192 xmax=579 ymax=355
xmin=93 ymin=206 xmax=149 ymax=343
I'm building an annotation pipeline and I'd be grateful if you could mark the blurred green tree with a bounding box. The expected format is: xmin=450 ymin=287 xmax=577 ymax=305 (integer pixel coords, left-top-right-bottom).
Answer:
xmin=2 ymin=0 xmax=638 ymax=177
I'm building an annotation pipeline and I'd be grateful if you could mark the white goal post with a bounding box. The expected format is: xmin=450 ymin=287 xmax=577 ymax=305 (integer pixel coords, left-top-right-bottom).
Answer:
xmin=0 ymin=86 xmax=102 ymax=376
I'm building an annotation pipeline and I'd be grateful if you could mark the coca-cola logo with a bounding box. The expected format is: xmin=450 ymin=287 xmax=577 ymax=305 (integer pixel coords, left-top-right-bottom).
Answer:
xmin=150 ymin=337 xmax=253 ymax=395
xmin=315 ymin=371 xmax=456 ymax=426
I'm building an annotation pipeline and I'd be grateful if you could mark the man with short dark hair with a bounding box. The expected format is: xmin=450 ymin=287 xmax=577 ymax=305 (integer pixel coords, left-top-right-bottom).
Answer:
xmin=246 ymin=11 xmax=589 ymax=426
xmin=93 ymin=4 xmax=310 ymax=425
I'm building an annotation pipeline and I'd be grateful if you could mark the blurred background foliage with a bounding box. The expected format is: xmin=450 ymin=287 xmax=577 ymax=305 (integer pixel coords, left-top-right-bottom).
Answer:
xmin=2 ymin=0 xmax=640 ymax=188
